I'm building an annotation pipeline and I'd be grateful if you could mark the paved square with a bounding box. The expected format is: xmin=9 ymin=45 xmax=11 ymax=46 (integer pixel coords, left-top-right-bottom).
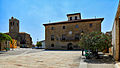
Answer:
xmin=0 ymin=50 xmax=81 ymax=68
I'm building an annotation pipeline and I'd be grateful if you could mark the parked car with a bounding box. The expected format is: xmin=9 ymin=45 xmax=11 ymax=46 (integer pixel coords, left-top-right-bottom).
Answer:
xmin=32 ymin=47 xmax=42 ymax=49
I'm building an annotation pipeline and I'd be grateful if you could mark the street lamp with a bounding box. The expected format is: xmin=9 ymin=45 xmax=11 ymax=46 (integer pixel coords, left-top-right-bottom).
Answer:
xmin=81 ymin=31 xmax=84 ymax=56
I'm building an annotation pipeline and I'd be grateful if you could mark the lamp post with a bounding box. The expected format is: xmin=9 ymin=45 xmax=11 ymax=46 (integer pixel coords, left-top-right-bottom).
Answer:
xmin=81 ymin=32 xmax=84 ymax=56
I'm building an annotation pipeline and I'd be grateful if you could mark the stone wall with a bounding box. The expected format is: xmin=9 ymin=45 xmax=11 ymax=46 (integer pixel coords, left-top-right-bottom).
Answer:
xmin=112 ymin=1 xmax=120 ymax=61
xmin=45 ymin=20 xmax=102 ymax=50
xmin=0 ymin=41 xmax=10 ymax=51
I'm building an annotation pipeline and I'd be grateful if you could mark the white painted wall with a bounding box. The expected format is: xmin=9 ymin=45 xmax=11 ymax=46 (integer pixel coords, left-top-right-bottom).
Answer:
xmin=112 ymin=21 xmax=116 ymax=57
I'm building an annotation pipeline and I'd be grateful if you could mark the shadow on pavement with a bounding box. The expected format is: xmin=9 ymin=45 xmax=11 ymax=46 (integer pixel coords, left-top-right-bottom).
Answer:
xmin=83 ymin=55 xmax=115 ymax=64
xmin=0 ymin=51 xmax=7 ymax=54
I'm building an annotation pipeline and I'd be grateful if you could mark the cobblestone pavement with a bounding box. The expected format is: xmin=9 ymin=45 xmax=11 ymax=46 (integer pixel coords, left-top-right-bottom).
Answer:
xmin=0 ymin=49 xmax=81 ymax=68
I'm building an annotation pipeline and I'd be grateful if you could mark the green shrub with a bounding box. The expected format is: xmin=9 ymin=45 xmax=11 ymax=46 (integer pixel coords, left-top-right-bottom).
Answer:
xmin=79 ymin=32 xmax=112 ymax=52
xmin=0 ymin=33 xmax=12 ymax=43
xmin=36 ymin=41 xmax=42 ymax=47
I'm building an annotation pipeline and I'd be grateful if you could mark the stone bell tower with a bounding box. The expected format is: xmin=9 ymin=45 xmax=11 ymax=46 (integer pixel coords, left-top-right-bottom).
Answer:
xmin=9 ymin=17 xmax=19 ymax=39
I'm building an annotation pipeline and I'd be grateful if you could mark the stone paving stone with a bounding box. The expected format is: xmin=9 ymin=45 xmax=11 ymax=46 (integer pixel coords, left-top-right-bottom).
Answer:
xmin=0 ymin=51 xmax=81 ymax=68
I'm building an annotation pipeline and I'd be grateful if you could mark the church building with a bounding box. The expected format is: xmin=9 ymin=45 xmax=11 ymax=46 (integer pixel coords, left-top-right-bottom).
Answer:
xmin=5 ymin=17 xmax=32 ymax=48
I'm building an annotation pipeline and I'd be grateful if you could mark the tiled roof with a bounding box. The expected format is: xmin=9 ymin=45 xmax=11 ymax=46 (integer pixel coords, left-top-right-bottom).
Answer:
xmin=19 ymin=32 xmax=30 ymax=35
xmin=43 ymin=18 xmax=104 ymax=26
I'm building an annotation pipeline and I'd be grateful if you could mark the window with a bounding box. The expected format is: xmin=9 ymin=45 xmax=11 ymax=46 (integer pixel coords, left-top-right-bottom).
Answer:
xmin=89 ymin=23 xmax=93 ymax=27
xmin=75 ymin=16 xmax=77 ymax=20
xmin=70 ymin=17 xmax=72 ymax=20
xmin=51 ymin=44 xmax=54 ymax=47
xmin=75 ymin=24 xmax=79 ymax=28
xmin=13 ymin=22 xmax=14 ymax=25
xmin=62 ymin=34 xmax=66 ymax=40
xmin=51 ymin=35 xmax=54 ymax=41
xmin=56 ymin=37 xmax=59 ymax=40
xmin=17 ymin=23 xmax=18 ymax=26
xmin=10 ymin=22 xmax=12 ymax=26
xmin=51 ymin=27 xmax=54 ymax=30
xmin=63 ymin=26 xmax=66 ymax=29
xmin=61 ymin=46 xmax=66 ymax=48
xmin=81 ymin=30 xmax=84 ymax=33
xmin=75 ymin=34 xmax=80 ymax=40
xmin=74 ymin=45 xmax=78 ymax=48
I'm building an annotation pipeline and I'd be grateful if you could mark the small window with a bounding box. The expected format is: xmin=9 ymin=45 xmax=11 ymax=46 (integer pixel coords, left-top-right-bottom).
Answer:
xmin=51 ymin=27 xmax=54 ymax=30
xmin=51 ymin=35 xmax=54 ymax=41
xmin=6 ymin=41 xmax=7 ymax=44
xmin=13 ymin=22 xmax=14 ymax=25
xmin=63 ymin=26 xmax=66 ymax=29
xmin=74 ymin=45 xmax=79 ymax=48
xmin=75 ymin=34 xmax=80 ymax=40
xmin=62 ymin=34 xmax=66 ymax=40
xmin=75 ymin=16 xmax=77 ymax=20
xmin=17 ymin=23 xmax=18 ymax=26
xmin=75 ymin=24 xmax=79 ymax=28
xmin=70 ymin=17 xmax=72 ymax=20
xmin=61 ymin=46 xmax=66 ymax=48
xmin=81 ymin=30 xmax=84 ymax=33
xmin=51 ymin=44 xmax=54 ymax=47
xmin=89 ymin=23 xmax=92 ymax=27
xmin=10 ymin=22 xmax=12 ymax=26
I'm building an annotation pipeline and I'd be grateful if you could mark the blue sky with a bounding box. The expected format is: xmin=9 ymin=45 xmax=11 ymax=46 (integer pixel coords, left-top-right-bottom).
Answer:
xmin=0 ymin=0 xmax=119 ymax=44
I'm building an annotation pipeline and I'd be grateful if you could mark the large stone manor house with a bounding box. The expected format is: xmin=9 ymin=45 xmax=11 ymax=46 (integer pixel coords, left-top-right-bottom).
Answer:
xmin=5 ymin=17 xmax=32 ymax=48
xmin=43 ymin=13 xmax=104 ymax=50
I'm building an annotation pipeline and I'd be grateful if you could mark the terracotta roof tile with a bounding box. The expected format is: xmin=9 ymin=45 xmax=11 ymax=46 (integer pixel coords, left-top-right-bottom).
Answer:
xmin=43 ymin=18 xmax=104 ymax=26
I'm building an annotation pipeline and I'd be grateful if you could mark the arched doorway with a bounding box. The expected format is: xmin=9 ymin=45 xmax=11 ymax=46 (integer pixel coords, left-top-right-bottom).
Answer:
xmin=67 ymin=43 xmax=73 ymax=50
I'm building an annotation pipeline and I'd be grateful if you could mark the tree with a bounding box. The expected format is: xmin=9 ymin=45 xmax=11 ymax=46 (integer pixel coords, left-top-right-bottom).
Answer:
xmin=0 ymin=33 xmax=12 ymax=42
xmin=79 ymin=32 xmax=112 ymax=52
xmin=36 ymin=41 xmax=42 ymax=47
xmin=0 ymin=33 xmax=12 ymax=51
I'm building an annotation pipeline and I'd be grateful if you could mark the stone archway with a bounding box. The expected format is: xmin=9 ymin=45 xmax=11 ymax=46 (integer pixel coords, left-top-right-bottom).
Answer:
xmin=67 ymin=43 xmax=73 ymax=50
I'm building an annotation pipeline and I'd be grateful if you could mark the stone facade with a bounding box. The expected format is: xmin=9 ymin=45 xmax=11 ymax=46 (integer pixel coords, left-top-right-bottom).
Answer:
xmin=112 ymin=1 xmax=120 ymax=61
xmin=0 ymin=41 xmax=10 ymax=51
xmin=5 ymin=17 xmax=32 ymax=48
xmin=43 ymin=13 xmax=104 ymax=50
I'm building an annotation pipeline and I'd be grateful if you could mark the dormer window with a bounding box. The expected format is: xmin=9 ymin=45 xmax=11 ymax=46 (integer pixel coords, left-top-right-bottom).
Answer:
xmin=75 ymin=16 xmax=77 ymax=20
xmin=67 ymin=13 xmax=81 ymax=21
xmin=70 ymin=17 xmax=72 ymax=20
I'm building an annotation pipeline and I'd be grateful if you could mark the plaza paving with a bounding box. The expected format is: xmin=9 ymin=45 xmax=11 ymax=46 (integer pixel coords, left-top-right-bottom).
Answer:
xmin=0 ymin=49 xmax=81 ymax=68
